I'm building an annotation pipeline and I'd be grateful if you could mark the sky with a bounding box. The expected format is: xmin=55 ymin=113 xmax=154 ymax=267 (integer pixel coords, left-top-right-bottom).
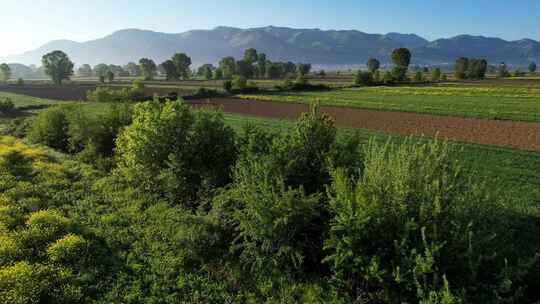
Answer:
xmin=1 ymin=0 xmax=539 ymax=57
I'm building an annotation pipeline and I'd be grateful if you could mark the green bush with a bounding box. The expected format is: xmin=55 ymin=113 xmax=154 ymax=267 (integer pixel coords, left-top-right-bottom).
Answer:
xmin=27 ymin=106 xmax=70 ymax=152
xmin=324 ymin=138 xmax=535 ymax=303
xmin=47 ymin=234 xmax=87 ymax=264
xmin=0 ymin=98 xmax=16 ymax=116
xmin=115 ymin=101 xmax=237 ymax=206
xmin=354 ymin=70 xmax=374 ymax=86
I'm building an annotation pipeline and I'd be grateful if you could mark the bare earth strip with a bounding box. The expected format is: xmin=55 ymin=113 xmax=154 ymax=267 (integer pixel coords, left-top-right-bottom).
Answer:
xmin=190 ymin=98 xmax=540 ymax=151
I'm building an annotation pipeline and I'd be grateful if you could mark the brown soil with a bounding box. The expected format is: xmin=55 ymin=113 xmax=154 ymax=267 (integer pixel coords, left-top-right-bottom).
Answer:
xmin=190 ymin=98 xmax=540 ymax=151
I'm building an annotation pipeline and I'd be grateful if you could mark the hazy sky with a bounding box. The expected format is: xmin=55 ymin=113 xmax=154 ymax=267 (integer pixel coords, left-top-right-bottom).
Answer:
xmin=2 ymin=0 xmax=539 ymax=57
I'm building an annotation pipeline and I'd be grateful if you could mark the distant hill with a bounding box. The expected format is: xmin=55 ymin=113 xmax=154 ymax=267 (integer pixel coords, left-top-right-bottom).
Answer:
xmin=2 ymin=26 xmax=539 ymax=67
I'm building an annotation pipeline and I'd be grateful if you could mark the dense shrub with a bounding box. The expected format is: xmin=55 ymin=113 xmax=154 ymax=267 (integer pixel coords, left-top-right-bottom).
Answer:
xmin=0 ymin=98 xmax=16 ymax=116
xmin=86 ymin=80 xmax=145 ymax=102
xmin=275 ymin=77 xmax=331 ymax=91
xmin=0 ymin=138 xmax=97 ymax=303
xmin=27 ymin=105 xmax=70 ymax=151
xmin=28 ymin=103 xmax=132 ymax=164
xmin=354 ymin=70 xmax=374 ymax=86
xmin=324 ymin=138 xmax=537 ymax=303
xmin=115 ymin=101 xmax=237 ymax=206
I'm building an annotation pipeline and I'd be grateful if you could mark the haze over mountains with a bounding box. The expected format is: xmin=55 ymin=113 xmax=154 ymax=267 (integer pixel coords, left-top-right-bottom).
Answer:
xmin=2 ymin=26 xmax=539 ymax=68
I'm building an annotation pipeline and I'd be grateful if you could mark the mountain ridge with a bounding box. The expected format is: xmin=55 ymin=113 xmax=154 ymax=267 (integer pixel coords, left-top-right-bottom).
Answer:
xmin=2 ymin=26 xmax=539 ymax=67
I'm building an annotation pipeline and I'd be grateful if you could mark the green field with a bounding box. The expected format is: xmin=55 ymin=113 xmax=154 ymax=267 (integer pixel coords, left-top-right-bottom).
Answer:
xmin=238 ymin=85 xmax=540 ymax=121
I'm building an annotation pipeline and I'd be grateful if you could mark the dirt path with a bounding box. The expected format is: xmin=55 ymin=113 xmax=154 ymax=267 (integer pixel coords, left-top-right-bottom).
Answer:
xmin=190 ymin=98 xmax=540 ymax=151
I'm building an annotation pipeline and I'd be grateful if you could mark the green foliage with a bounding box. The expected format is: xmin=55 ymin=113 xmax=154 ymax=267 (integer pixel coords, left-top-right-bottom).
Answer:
xmin=383 ymin=70 xmax=394 ymax=84
xmin=47 ymin=234 xmax=87 ymax=264
xmin=0 ymin=63 xmax=11 ymax=82
xmin=28 ymin=106 xmax=70 ymax=151
xmin=139 ymin=58 xmax=157 ymax=80
xmin=0 ymin=138 xmax=96 ymax=303
xmin=354 ymin=70 xmax=374 ymax=86
xmin=391 ymin=48 xmax=412 ymax=82
xmin=454 ymin=57 xmax=469 ymax=79
xmin=41 ymin=50 xmax=74 ymax=85
xmin=392 ymin=65 xmax=409 ymax=82
xmin=235 ymin=60 xmax=254 ymax=79
xmin=28 ymin=103 xmax=131 ymax=163
xmin=86 ymin=84 xmax=144 ymax=102
xmin=219 ymin=56 xmax=236 ymax=79
xmin=230 ymin=163 xmax=322 ymax=274
xmin=468 ymin=58 xmax=488 ymax=79
xmin=415 ymin=70 xmax=425 ymax=82
xmin=115 ymin=101 xmax=237 ymax=206
xmin=244 ymin=48 xmax=258 ymax=65
xmin=160 ymin=59 xmax=178 ymax=81
xmin=497 ymin=62 xmax=511 ymax=78
xmin=391 ymin=48 xmax=412 ymax=67
xmin=172 ymin=53 xmax=192 ymax=80
xmin=0 ymin=262 xmax=81 ymax=304
xmin=214 ymin=68 xmax=224 ymax=80
xmin=0 ymin=97 xmax=16 ymax=116
xmin=106 ymin=70 xmax=114 ymax=83
xmin=297 ymin=63 xmax=312 ymax=76
xmin=367 ymin=58 xmax=380 ymax=74
xmin=513 ymin=68 xmax=526 ymax=77
xmin=529 ymin=62 xmax=537 ymax=74
xmin=324 ymin=138 xmax=535 ymax=303
xmin=432 ymin=67 xmax=442 ymax=82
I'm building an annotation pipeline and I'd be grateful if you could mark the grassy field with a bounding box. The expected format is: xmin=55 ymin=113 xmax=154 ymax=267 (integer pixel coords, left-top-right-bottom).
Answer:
xmin=2 ymin=91 xmax=540 ymax=204
xmin=238 ymin=84 xmax=540 ymax=121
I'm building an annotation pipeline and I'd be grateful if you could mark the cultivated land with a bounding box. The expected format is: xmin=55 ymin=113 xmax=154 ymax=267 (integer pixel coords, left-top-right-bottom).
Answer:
xmin=192 ymin=98 xmax=540 ymax=150
xmin=238 ymin=84 xmax=540 ymax=122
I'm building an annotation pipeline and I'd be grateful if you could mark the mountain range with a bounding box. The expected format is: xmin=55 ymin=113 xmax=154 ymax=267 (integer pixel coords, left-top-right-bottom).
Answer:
xmin=2 ymin=26 xmax=539 ymax=68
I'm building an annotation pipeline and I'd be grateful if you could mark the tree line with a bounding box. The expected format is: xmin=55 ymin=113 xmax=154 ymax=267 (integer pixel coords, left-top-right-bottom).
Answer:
xmin=2 ymin=49 xmax=537 ymax=86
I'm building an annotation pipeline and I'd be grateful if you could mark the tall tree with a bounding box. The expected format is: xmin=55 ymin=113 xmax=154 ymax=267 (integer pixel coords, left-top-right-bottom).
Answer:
xmin=432 ymin=67 xmax=442 ymax=82
xmin=160 ymin=60 xmax=179 ymax=81
xmin=236 ymin=60 xmax=254 ymax=78
xmin=497 ymin=62 xmax=510 ymax=78
xmin=214 ymin=68 xmax=224 ymax=80
xmin=366 ymin=58 xmax=380 ymax=74
xmin=244 ymin=48 xmax=258 ymax=65
xmin=266 ymin=62 xmax=283 ymax=79
xmin=454 ymin=57 xmax=469 ymax=79
xmin=93 ymin=64 xmax=109 ymax=77
xmin=391 ymin=48 xmax=412 ymax=67
xmin=257 ymin=53 xmax=267 ymax=78
xmin=468 ymin=59 xmax=488 ymax=79
xmin=77 ymin=64 xmax=93 ymax=77
xmin=139 ymin=58 xmax=157 ymax=81
xmin=530 ymin=62 xmax=537 ymax=74
xmin=42 ymin=50 xmax=74 ymax=85
xmin=297 ymin=63 xmax=312 ymax=77
xmin=106 ymin=70 xmax=115 ymax=83
xmin=197 ymin=64 xmax=215 ymax=80
xmin=219 ymin=57 xmax=236 ymax=79
xmin=172 ymin=53 xmax=192 ymax=80
xmin=125 ymin=62 xmax=141 ymax=76
xmin=390 ymin=48 xmax=411 ymax=81
xmin=0 ymin=63 xmax=11 ymax=82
